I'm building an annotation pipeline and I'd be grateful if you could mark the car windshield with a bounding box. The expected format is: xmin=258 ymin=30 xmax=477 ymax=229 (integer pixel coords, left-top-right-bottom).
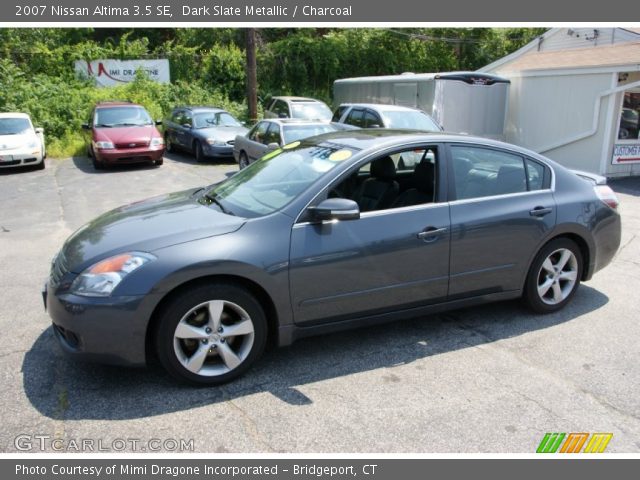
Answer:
xmin=0 ymin=117 xmax=32 ymax=135
xmin=291 ymin=103 xmax=332 ymax=121
xmin=194 ymin=112 xmax=242 ymax=128
xmin=201 ymin=142 xmax=356 ymax=218
xmin=383 ymin=111 xmax=441 ymax=131
xmin=282 ymin=124 xmax=336 ymax=144
xmin=94 ymin=107 xmax=153 ymax=127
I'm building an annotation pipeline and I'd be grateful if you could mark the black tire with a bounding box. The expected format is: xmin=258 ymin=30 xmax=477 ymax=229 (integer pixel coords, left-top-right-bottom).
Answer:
xmin=155 ymin=283 xmax=268 ymax=385
xmin=36 ymin=158 xmax=45 ymax=170
xmin=155 ymin=158 xmax=164 ymax=166
xmin=239 ymin=152 xmax=249 ymax=169
xmin=523 ymin=238 xmax=583 ymax=314
xmin=92 ymin=156 xmax=105 ymax=170
xmin=164 ymin=133 xmax=173 ymax=153
xmin=194 ymin=141 xmax=205 ymax=163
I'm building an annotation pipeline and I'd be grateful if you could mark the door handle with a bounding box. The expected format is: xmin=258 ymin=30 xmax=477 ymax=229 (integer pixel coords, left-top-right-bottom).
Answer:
xmin=417 ymin=227 xmax=448 ymax=241
xmin=529 ymin=206 xmax=553 ymax=217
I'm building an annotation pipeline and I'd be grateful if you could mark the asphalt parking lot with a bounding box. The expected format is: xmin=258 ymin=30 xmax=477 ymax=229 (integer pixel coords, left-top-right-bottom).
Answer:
xmin=1 ymin=153 xmax=639 ymax=453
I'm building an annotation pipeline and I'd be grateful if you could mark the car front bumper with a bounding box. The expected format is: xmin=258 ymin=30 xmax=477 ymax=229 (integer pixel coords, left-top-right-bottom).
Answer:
xmin=95 ymin=146 xmax=164 ymax=164
xmin=0 ymin=149 xmax=43 ymax=168
xmin=44 ymin=281 xmax=161 ymax=367
xmin=204 ymin=144 xmax=234 ymax=158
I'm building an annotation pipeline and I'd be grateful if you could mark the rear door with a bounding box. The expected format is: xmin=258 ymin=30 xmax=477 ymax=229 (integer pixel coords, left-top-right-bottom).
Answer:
xmin=447 ymin=143 xmax=556 ymax=298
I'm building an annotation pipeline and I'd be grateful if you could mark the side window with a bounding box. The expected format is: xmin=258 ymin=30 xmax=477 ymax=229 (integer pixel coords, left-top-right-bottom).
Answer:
xmin=264 ymin=123 xmax=282 ymax=145
xmin=331 ymin=146 xmax=438 ymax=212
xmin=182 ymin=112 xmax=193 ymax=128
xmin=525 ymin=158 xmax=547 ymax=191
xmin=363 ymin=110 xmax=382 ymax=128
xmin=332 ymin=106 xmax=347 ymax=122
xmin=170 ymin=110 xmax=181 ymax=124
xmin=345 ymin=109 xmax=364 ymax=127
xmin=451 ymin=146 xmax=527 ymax=200
xmin=250 ymin=122 xmax=269 ymax=143
xmin=274 ymin=100 xmax=290 ymax=118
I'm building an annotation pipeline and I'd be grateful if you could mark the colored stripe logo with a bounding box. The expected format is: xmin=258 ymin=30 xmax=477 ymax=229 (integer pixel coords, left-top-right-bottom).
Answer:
xmin=537 ymin=433 xmax=612 ymax=453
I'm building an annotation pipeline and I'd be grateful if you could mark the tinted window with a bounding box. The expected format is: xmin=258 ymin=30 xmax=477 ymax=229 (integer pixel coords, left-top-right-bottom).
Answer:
xmin=170 ymin=110 xmax=183 ymax=124
xmin=345 ymin=109 xmax=364 ymax=127
xmin=264 ymin=123 xmax=282 ymax=145
xmin=525 ymin=158 xmax=546 ymax=191
xmin=272 ymin=100 xmax=290 ymax=118
xmin=363 ymin=110 xmax=382 ymax=128
xmin=249 ymin=122 xmax=269 ymax=143
xmin=332 ymin=106 xmax=348 ymax=122
xmin=451 ymin=146 xmax=527 ymax=200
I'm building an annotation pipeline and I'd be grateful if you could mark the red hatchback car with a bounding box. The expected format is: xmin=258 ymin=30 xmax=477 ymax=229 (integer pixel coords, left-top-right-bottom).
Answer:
xmin=82 ymin=102 xmax=165 ymax=170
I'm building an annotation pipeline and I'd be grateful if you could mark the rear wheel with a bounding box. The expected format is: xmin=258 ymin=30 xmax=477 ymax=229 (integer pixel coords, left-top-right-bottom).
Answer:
xmin=523 ymin=238 xmax=583 ymax=313
xmin=155 ymin=283 xmax=267 ymax=385
xmin=164 ymin=133 xmax=173 ymax=153
xmin=239 ymin=152 xmax=249 ymax=169
xmin=194 ymin=141 xmax=205 ymax=163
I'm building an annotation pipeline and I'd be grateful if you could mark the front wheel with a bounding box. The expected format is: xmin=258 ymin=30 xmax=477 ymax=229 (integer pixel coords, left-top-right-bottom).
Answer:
xmin=523 ymin=238 xmax=583 ymax=313
xmin=155 ymin=283 xmax=267 ymax=385
xmin=194 ymin=141 xmax=205 ymax=163
xmin=239 ymin=152 xmax=249 ymax=169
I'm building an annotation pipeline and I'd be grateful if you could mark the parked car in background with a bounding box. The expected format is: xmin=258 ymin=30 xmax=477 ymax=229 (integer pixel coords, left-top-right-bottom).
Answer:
xmin=82 ymin=102 xmax=164 ymax=170
xmin=618 ymin=107 xmax=640 ymax=139
xmin=164 ymin=106 xmax=248 ymax=162
xmin=0 ymin=112 xmax=46 ymax=170
xmin=265 ymin=96 xmax=333 ymax=122
xmin=332 ymin=103 xmax=442 ymax=132
xmin=233 ymin=119 xmax=338 ymax=168
xmin=45 ymin=129 xmax=621 ymax=385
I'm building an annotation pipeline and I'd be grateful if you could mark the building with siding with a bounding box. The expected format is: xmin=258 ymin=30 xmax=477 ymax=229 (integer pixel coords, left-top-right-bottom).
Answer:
xmin=480 ymin=27 xmax=640 ymax=177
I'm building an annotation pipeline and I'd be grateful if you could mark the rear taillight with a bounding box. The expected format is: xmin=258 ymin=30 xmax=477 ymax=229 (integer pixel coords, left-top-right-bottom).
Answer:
xmin=594 ymin=185 xmax=620 ymax=210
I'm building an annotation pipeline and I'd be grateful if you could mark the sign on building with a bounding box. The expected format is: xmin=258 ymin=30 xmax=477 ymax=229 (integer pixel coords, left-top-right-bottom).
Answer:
xmin=74 ymin=59 xmax=170 ymax=87
xmin=612 ymin=144 xmax=640 ymax=164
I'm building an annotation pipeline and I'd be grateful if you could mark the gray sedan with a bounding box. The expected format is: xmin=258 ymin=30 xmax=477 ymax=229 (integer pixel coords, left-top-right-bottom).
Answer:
xmin=233 ymin=119 xmax=338 ymax=168
xmin=45 ymin=130 xmax=621 ymax=385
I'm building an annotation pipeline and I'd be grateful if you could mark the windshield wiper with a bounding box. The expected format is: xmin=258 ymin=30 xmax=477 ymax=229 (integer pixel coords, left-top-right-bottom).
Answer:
xmin=203 ymin=193 xmax=235 ymax=216
xmin=94 ymin=123 xmax=113 ymax=128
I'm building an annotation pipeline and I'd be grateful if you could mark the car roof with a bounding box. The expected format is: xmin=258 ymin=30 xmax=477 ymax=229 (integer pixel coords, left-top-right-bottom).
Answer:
xmin=95 ymin=101 xmax=142 ymax=108
xmin=272 ymin=96 xmax=325 ymax=103
xmin=302 ymin=129 xmax=550 ymax=160
xmin=175 ymin=106 xmax=227 ymax=113
xmin=0 ymin=112 xmax=31 ymax=119
xmin=260 ymin=118 xmax=330 ymax=126
xmin=338 ymin=103 xmax=421 ymax=113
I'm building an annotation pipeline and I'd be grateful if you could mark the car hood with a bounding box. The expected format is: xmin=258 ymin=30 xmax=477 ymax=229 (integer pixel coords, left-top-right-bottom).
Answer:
xmin=93 ymin=125 xmax=159 ymax=144
xmin=195 ymin=126 xmax=248 ymax=142
xmin=0 ymin=132 xmax=38 ymax=150
xmin=61 ymin=188 xmax=245 ymax=272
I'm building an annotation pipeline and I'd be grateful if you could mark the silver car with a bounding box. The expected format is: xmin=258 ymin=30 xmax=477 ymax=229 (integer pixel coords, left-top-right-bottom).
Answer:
xmin=233 ymin=119 xmax=338 ymax=169
xmin=0 ymin=112 xmax=46 ymax=170
xmin=332 ymin=103 xmax=442 ymax=132
xmin=264 ymin=96 xmax=333 ymax=122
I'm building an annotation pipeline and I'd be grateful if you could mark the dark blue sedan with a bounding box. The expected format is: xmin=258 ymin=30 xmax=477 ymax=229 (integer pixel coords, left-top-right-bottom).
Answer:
xmin=164 ymin=106 xmax=248 ymax=161
xmin=45 ymin=130 xmax=621 ymax=385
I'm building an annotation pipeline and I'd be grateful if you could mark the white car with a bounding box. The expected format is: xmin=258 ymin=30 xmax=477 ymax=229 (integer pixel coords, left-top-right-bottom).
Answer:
xmin=0 ymin=112 xmax=46 ymax=170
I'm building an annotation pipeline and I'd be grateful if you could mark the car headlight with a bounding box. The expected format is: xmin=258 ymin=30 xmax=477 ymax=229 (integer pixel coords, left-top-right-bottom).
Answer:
xmin=95 ymin=141 xmax=114 ymax=149
xmin=150 ymin=137 xmax=164 ymax=147
xmin=206 ymin=138 xmax=226 ymax=146
xmin=27 ymin=140 xmax=39 ymax=149
xmin=70 ymin=252 xmax=155 ymax=297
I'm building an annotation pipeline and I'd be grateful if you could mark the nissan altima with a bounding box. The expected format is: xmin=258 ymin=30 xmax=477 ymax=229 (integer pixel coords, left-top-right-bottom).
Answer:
xmin=44 ymin=130 xmax=621 ymax=384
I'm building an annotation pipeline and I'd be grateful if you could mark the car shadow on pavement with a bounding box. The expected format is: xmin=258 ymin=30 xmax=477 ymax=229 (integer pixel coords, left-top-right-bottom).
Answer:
xmin=164 ymin=151 xmax=237 ymax=166
xmin=610 ymin=177 xmax=640 ymax=197
xmin=72 ymin=156 xmax=159 ymax=174
xmin=22 ymin=285 xmax=608 ymax=421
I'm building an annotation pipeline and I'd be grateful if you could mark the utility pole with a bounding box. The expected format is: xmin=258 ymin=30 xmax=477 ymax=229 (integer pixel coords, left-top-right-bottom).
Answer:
xmin=245 ymin=28 xmax=258 ymax=124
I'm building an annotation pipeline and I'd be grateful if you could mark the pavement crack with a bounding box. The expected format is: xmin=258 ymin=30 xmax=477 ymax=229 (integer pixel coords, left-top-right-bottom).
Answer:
xmin=225 ymin=399 xmax=275 ymax=452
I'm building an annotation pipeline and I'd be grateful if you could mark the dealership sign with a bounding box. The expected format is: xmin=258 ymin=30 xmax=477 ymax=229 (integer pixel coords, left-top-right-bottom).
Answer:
xmin=612 ymin=144 xmax=640 ymax=164
xmin=74 ymin=59 xmax=170 ymax=87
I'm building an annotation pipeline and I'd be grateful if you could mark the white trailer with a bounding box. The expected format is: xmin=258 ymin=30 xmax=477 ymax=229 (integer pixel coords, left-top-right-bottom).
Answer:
xmin=333 ymin=72 xmax=510 ymax=140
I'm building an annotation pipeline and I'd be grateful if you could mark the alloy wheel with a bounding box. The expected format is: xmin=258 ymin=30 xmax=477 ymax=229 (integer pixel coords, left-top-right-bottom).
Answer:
xmin=536 ymin=248 xmax=579 ymax=305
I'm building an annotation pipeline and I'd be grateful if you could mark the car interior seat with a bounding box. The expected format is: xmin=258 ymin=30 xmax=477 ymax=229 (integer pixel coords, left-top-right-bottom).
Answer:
xmin=495 ymin=164 xmax=526 ymax=195
xmin=352 ymin=156 xmax=399 ymax=211
xmin=391 ymin=161 xmax=435 ymax=207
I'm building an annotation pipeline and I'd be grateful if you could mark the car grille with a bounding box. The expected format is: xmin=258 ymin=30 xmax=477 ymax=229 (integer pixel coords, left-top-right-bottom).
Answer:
xmin=114 ymin=141 xmax=149 ymax=149
xmin=50 ymin=250 xmax=69 ymax=287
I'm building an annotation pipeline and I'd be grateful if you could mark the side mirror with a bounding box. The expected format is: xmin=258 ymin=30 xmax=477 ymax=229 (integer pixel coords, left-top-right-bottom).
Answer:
xmin=35 ymin=127 xmax=44 ymax=134
xmin=266 ymin=142 xmax=280 ymax=151
xmin=155 ymin=120 xmax=163 ymax=126
xmin=308 ymin=198 xmax=360 ymax=222
xmin=81 ymin=123 xmax=90 ymax=130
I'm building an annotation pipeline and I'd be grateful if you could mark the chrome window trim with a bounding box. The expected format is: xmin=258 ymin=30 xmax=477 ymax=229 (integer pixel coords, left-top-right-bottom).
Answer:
xmin=448 ymin=188 xmax=554 ymax=206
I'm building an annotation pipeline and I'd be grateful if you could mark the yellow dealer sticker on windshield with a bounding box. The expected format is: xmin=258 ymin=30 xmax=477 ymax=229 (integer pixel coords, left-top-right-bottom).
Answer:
xmin=329 ymin=149 xmax=353 ymax=162
xmin=283 ymin=141 xmax=300 ymax=150
xmin=261 ymin=148 xmax=282 ymax=161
